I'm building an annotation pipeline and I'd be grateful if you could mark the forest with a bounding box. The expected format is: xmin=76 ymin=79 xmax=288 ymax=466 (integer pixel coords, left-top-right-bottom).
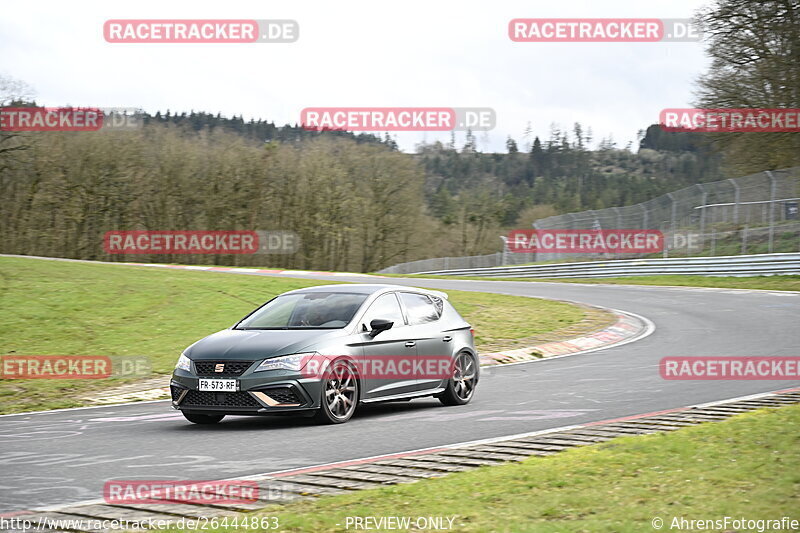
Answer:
xmin=1 ymin=0 xmax=798 ymax=270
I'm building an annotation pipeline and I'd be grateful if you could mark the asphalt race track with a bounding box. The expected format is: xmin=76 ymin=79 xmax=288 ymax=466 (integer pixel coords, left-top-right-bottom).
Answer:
xmin=2 ymin=272 xmax=798 ymax=512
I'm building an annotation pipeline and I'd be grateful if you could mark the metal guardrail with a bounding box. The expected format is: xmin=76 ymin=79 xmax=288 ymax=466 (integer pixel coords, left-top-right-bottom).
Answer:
xmin=414 ymin=253 xmax=800 ymax=279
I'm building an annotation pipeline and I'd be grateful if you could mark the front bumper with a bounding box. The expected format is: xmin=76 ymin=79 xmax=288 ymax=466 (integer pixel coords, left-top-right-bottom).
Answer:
xmin=170 ymin=367 xmax=324 ymax=415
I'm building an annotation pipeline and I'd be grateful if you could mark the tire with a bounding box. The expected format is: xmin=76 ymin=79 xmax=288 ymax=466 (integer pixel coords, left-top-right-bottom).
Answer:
xmin=182 ymin=412 xmax=225 ymax=424
xmin=438 ymin=352 xmax=477 ymax=406
xmin=314 ymin=360 xmax=359 ymax=424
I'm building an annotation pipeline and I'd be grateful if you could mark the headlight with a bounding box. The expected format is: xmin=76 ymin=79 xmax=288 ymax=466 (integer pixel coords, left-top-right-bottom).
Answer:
xmin=255 ymin=352 xmax=315 ymax=372
xmin=175 ymin=353 xmax=192 ymax=372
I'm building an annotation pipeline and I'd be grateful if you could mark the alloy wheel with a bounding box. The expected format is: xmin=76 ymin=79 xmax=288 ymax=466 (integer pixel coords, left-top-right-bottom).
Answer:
xmin=324 ymin=361 xmax=358 ymax=420
xmin=452 ymin=352 xmax=476 ymax=401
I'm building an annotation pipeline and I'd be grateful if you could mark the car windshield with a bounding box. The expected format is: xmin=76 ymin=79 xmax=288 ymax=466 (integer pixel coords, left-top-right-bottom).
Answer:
xmin=236 ymin=292 xmax=369 ymax=329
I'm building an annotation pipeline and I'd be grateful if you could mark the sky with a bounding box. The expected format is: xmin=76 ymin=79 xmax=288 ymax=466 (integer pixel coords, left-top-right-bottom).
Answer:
xmin=0 ymin=0 xmax=713 ymax=153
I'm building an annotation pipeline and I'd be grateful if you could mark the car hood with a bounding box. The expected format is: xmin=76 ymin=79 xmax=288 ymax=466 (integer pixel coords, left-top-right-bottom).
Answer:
xmin=184 ymin=328 xmax=345 ymax=361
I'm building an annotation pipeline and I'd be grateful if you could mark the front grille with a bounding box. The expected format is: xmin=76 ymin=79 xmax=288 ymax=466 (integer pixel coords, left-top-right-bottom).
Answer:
xmin=170 ymin=384 xmax=185 ymax=402
xmin=260 ymin=387 xmax=303 ymax=405
xmin=194 ymin=360 xmax=253 ymax=377
xmin=182 ymin=390 xmax=261 ymax=408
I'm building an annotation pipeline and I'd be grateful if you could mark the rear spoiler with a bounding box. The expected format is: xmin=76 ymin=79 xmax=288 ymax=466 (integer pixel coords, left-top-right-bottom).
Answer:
xmin=426 ymin=289 xmax=449 ymax=300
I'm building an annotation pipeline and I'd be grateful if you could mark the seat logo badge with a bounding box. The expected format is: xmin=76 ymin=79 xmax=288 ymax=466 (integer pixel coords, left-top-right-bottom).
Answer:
xmin=215 ymin=363 xmax=225 ymax=372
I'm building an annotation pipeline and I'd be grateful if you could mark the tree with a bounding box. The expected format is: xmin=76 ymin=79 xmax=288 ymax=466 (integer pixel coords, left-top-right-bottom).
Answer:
xmin=573 ymin=122 xmax=585 ymax=150
xmin=383 ymin=132 xmax=398 ymax=151
xmin=0 ymin=75 xmax=36 ymax=167
xmin=522 ymin=121 xmax=533 ymax=151
xmin=462 ymin=129 xmax=477 ymax=153
xmin=0 ymin=75 xmax=34 ymax=107
xmin=694 ymin=0 xmax=800 ymax=173
xmin=506 ymin=136 xmax=519 ymax=154
xmin=529 ymin=136 xmax=545 ymax=178
xmin=598 ymin=135 xmax=616 ymax=151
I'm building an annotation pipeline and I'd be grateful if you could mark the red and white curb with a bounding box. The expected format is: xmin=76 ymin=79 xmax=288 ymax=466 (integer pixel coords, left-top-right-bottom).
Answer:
xmin=480 ymin=308 xmax=651 ymax=366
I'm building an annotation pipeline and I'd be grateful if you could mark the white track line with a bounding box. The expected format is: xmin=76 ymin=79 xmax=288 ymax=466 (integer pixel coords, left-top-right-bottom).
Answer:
xmin=27 ymin=387 xmax=798 ymax=515
xmin=0 ymin=399 xmax=170 ymax=418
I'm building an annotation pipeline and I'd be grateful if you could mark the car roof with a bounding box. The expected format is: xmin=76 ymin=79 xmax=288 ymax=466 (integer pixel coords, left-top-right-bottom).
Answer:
xmin=287 ymin=284 xmax=448 ymax=299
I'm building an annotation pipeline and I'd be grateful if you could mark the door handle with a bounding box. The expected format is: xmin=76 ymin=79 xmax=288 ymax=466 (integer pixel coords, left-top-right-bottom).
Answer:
xmin=405 ymin=341 xmax=416 ymax=347
xmin=442 ymin=336 xmax=453 ymax=342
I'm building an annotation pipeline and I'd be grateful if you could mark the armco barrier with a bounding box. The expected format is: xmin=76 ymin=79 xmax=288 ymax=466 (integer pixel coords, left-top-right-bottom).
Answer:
xmin=412 ymin=253 xmax=800 ymax=279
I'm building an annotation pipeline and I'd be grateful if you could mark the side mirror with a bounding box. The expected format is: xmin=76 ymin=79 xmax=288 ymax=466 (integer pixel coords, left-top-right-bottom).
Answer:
xmin=368 ymin=318 xmax=394 ymax=338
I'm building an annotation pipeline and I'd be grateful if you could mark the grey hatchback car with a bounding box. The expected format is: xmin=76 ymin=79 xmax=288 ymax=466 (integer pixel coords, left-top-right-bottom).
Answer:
xmin=171 ymin=284 xmax=478 ymax=424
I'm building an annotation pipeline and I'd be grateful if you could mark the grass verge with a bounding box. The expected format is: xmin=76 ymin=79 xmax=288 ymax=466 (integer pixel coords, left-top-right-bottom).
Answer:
xmin=200 ymin=405 xmax=800 ymax=532
xmin=0 ymin=257 xmax=586 ymax=414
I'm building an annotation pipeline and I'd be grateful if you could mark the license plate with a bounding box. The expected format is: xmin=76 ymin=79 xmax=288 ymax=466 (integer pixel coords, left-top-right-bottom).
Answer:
xmin=198 ymin=379 xmax=238 ymax=392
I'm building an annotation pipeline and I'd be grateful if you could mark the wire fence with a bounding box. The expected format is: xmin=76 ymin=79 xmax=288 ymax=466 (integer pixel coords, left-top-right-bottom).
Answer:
xmin=379 ymin=167 xmax=800 ymax=274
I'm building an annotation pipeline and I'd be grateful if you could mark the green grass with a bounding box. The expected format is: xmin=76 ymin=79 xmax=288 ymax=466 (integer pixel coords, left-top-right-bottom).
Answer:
xmin=198 ymin=405 xmax=800 ymax=532
xmin=0 ymin=257 xmax=584 ymax=414
xmin=443 ymin=290 xmax=584 ymax=350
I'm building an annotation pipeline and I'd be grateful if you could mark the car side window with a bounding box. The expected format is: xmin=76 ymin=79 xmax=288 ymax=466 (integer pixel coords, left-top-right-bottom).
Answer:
xmin=399 ymin=293 xmax=440 ymax=325
xmin=360 ymin=293 xmax=405 ymax=332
